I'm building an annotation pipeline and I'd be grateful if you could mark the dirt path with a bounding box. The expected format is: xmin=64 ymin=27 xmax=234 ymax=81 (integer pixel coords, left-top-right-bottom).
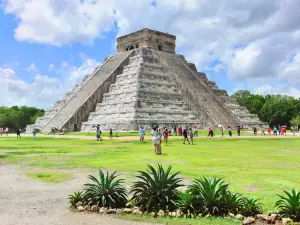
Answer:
xmin=0 ymin=164 xmax=156 ymax=225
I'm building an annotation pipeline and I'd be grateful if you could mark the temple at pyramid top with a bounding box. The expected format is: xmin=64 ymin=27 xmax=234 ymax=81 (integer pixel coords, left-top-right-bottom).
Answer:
xmin=117 ymin=28 xmax=176 ymax=53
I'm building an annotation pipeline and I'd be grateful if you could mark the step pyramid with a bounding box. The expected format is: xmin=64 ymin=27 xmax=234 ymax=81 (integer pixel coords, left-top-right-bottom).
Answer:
xmin=27 ymin=28 xmax=267 ymax=132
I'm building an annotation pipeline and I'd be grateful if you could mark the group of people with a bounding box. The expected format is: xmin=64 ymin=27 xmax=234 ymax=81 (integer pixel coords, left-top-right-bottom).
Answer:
xmin=0 ymin=127 xmax=9 ymax=136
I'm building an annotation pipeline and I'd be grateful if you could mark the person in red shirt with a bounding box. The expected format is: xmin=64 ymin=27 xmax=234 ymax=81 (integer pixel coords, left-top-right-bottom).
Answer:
xmin=268 ymin=127 xmax=272 ymax=135
xmin=163 ymin=128 xmax=169 ymax=144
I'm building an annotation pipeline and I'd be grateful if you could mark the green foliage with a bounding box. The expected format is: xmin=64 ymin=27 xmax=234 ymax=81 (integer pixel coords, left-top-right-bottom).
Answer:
xmin=223 ymin=192 xmax=244 ymax=215
xmin=0 ymin=106 xmax=44 ymax=129
xmin=290 ymin=115 xmax=300 ymax=126
xmin=232 ymin=90 xmax=300 ymax=126
xmin=189 ymin=177 xmax=229 ymax=216
xmin=130 ymin=164 xmax=183 ymax=212
xmin=84 ymin=169 xmax=127 ymax=208
xmin=175 ymin=190 xmax=198 ymax=217
xmin=69 ymin=191 xmax=84 ymax=208
xmin=240 ymin=197 xmax=263 ymax=217
xmin=275 ymin=189 xmax=300 ymax=222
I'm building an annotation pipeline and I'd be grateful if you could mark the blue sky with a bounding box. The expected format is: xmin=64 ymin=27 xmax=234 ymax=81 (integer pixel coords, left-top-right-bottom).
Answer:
xmin=0 ymin=0 xmax=299 ymax=109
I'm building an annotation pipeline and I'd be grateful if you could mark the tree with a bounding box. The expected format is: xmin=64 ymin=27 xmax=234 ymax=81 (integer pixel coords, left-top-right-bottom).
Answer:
xmin=290 ymin=115 xmax=300 ymax=127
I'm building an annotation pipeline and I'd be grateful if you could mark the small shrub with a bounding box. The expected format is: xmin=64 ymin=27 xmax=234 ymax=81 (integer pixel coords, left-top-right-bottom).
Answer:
xmin=130 ymin=164 xmax=183 ymax=212
xmin=224 ymin=192 xmax=244 ymax=215
xmin=240 ymin=197 xmax=263 ymax=217
xmin=189 ymin=177 xmax=229 ymax=216
xmin=69 ymin=191 xmax=83 ymax=208
xmin=275 ymin=189 xmax=300 ymax=222
xmin=84 ymin=169 xmax=127 ymax=208
xmin=175 ymin=190 xmax=198 ymax=217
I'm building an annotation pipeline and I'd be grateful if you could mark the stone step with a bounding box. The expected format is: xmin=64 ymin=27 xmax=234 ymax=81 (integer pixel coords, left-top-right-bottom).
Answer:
xmin=96 ymin=99 xmax=185 ymax=107
xmin=103 ymin=87 xmax=181 ymax=97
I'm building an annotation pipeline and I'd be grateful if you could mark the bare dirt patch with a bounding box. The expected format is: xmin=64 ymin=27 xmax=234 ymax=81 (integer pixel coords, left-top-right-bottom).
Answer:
xmin=0 ymin=164 xmax=155 ymax=225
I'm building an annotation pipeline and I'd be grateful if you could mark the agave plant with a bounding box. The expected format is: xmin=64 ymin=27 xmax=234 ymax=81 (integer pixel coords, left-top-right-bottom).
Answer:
xmin=84 ymin=169 xmax=127 ymax=208
xmin=69 ymin=191 xmax=84 ymax=208
xmin=175 ymin=190 xmax=198 ymax=217
xmin=224 ymin=191 xmax=244 ymax=215
xmin=275 ymin=189 xmax=300 ymax=222
xmin=188 ymin=177 xmax=229 ymax=216
xmin=130 ymin=164 xmax=183 ymax=212
xmin=240 ymin=197 xmax=263 ymax=217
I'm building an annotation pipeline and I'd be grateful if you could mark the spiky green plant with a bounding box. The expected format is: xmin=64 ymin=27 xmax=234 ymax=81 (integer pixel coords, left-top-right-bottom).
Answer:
xmin=84 ymin=169 xmax=127 ymax=208
xmin=240 ymin=197 xmax=263 ymax=217
xmin=130 ymin=164 xmax=183 ymax=212
xmin=69 ymin=191 xmax=84 ymax=208
xmin=275 ymin=189 xmax=300 ymax=222
xmin=224 ymin=191 xmax=244 ymax=215
xmin=188 ymin=177 xmax=229 ymax=216
xmin=175 ymin=190 xmax=198 ymax=217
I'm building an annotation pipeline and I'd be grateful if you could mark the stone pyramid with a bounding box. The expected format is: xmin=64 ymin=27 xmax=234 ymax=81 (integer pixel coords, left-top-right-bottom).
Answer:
xmin=27 ymin=28 xmax=267 ymax=132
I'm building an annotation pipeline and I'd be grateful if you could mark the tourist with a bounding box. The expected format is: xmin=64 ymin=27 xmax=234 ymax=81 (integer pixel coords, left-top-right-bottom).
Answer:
xmin=292 ymin=126 xmax=297 ymax=136
xmin=189 ymin=127 xmax=194 ymax=145
xmin=0 ymin=127 xmax=3 ymax=136
xmin=109 ymin=128 xmax=113 ymax=139
xmin=261 ymin=127 xmax=265 ymax=136
xmin=174 ymin=126 xmax=177 ymax=136
xmin=220 ymin=126 xmax=224 ymax=137
xmin=237 ymin=126 xmax=241 ymax=136
xmin=193 ymin=127 xmax=198 ymax=137
xmin=282 ymin=126 xmax=287 ymax=136
xmin=163 ymin=128 xmax=169 ymax=144
xmin=16 ymin=128 xmax=21 ymax=139
xmin=96 ymin=126 xmax=102 ymax=141
xmin=183 ymin=127 xmax=189 ymax=144
xmin=208 ymin=127 xmax=213 ymax=137
xmin=139 ymin=127 xmax=145 ymax=142
xmin=273 ymin=126 xmax=277 ymax=136
xmin=228 ymin=126 xmax=233 ymax=137
xmin=5 ymin=127 xmax=8 ymax=136
xmin=268 ymin=127 xmax=272 ymax=135
xmin=151 ymin=125 xmax=160 ymax=154
xmin=253 ymin=127 xmax=257 ymax=136
xmin=178 ymin=127 xmax=182 ymax=136
xmin=158 ymin=128 xmax=163 ymax=154
xmin=32 ymin=128 xmax=37 ymax=139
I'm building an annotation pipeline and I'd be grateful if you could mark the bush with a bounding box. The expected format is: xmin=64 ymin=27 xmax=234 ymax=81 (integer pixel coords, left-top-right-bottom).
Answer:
xmin=69 ymin=191 xmax=84 ymax=208
xmin=240 ymin=197 xmax=263 ymax=217
xmin=84 ymin=169 xmax=127 ymax=208
xmin=223 ymin=192 xmax=243 ymax=215
xmin=130 ymin=164 xmax=183 ymax=212
xmin=175 ymin=190 xmax=198 ymax=217
xmin=275 ymin=189 xmax=300 ymax=222
xmin=189 ymin=177 xmax=229 ymax=216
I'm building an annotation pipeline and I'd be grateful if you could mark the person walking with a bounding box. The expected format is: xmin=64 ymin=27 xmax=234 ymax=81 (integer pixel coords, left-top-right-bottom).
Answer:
xmin=5 ymin=127 xmax=8 ymax=136
xmin=194 ymin=127 xmax=198 ymax=137
xmin=220 ymin=126 xmax=224 ymax=137
xmin=183 ymin=127 xmax=189 ymax=144
xmin=228 ymin=126 xmax=233 ymax=137
xmin=157 ymin=128 xmax=163 ymax=154
xmin=174 ymin=126 xmax=177 ymax=136
xmin=268 ymin=127 xmax=272 ymax=135
xmin=237 ymin=126 xmax=241 ymax=136
xmin=32 ymin=128 xmax=37 ymax=139
xmin=253 ymin=127 xmax=257 ymax=136
xmin=189 ymin=127 xmax=194 ymax=145
xmin=151 ymin=125 xmax=160 ymax=154
xmin=16 ymin=128 xmax=21 ymax=139
xmin=163 ymin=128 xmax=169 ymax=144
xmin=273 ymin=126 xmax=277 ymax=136
xmin=109 ymin=128 xmax=113 ymax=139
xmin=96 ymin=126 xmax=102 ymax=141
xmin=261 ymin=127 xmax=265 ymax=135
xmin=292 ymin=126 xmax=297 ymax=136
xmin=139 ymin=127 xmax=145 ymax=142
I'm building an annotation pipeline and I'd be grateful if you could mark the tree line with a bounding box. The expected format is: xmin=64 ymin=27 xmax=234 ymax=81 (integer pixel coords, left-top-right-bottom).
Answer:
xmin=232 ymin=90 xmax=300 ymax=127
xmin=0 ymin=106 xmax=45 ymax=130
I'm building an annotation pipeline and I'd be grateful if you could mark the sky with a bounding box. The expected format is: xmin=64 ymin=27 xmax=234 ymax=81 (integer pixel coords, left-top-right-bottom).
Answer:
xmin=0 ymin=0 xmax=300 ymax=110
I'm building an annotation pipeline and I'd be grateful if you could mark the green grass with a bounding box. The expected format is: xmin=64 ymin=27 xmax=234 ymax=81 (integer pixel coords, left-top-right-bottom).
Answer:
xmin=121 ymin=214 xmax=241 ymax=225
xmin=0 ymin=136 xmax=300 ymax=212
xmin=26 ymin=171 xmax=71 ymax=183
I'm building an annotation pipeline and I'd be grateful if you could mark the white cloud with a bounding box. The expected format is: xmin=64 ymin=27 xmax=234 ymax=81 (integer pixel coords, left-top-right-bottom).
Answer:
xmin=0 ymin=56 xmax=102 ymax=109
xmin=26 ymin=63 xmax=38 ymax=72
xmin=48 ymin=64 xmax=55 ymax=71
xmin=253 ymin=84 xmax=300 ymax=98
xmin=61 ymin=61 xmax=68 ymax=68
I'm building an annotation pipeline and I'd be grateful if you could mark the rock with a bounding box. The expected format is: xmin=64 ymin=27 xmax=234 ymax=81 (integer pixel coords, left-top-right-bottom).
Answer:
xmin=243 ymin=217 xmax=255 ymax=225
xmin=268 ymin=211 xmax=278 ymax=216
xmin=158 ymin=210 xmax=165 ymax=218
xmin=107 ymin=209 xmax=117 ymax=214
xmin=137 ymin=211 xmax=143 ymax=216
xmin=205 ymin=214 xmax=211 ymax=218
xmin=123 ymin=208 xmax=132 ymax=214
xmin=84 ymin=205 xmax=89 ymax=211
xmin=116 ymin=209 xmax=123 ymax=215
xmin=256 ymin=214 xmax=268 ymax=220
xmin=133 ymin=208 xmax=140 ymax=215
xmin=126 ymin=202 xmax=132 ymax=207
xmin=133 ymin=206 xmax=139 ymax=211
xmin=90 ymin=205 xmax=98 ymax=212
xmin=175 ymin=209 xmax=183 ymax=218
xmin=99 ymin=207 xmax=107 ymax=213
xmin=151 ymin=212 xmax=156 ymax=217
xmin=267 ymin=214 xmax=279 ymax=223
xmin=171 ymin=212 xmax=176 ymax=217
xmin=229 ymin=213 xmax=235 ymax=218
xmin=282 ymin=218 xmax=293 ymax=225
xmin=168 ymin=212 xmax=172 ymax=217
xmin=77 ymin=206 xmax=84 ymax=212
xmin=235 ymin=214 xmax=244 ymax=220
xmin=75 ymin=201 xmax=83 ymax=208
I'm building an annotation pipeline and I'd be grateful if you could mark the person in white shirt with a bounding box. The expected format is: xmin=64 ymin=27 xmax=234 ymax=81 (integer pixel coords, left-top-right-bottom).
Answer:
xmin=151 ymin=125 xmax=160 ymax=155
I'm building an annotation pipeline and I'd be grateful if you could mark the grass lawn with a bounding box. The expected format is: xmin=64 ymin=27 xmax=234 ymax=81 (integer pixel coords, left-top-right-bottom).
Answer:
xmin=0 ymin=136 xmax=299 ymax=213
xmin=26 ymin=171 xmax=71 ymax=183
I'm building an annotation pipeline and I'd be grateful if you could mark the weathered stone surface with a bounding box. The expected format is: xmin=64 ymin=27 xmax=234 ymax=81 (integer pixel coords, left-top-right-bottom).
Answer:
xmin=157 ymin=210 xmax=165 ymax=218
xmin=75 ymin=201 xmax=83 ymax=208
xmin=77 ymin=206 xmax=84 ymax=212
xmin=99 ymin=207 xmax=107 ymax=213
xmin=243 ymin=217 xmax=255 ymax=225
xmin=123 ymin=208 xmax=132 ymax=213
xmin=236 ymin=214 xmax=244 ymax=220
xmin=29 ymin=28 xmax=266 ymax=132
xmin=90 ymin=205 xmax=99 ymax=212
xmin=282 ymin=218 xmax=293 ymax=224
xmin=106 ymin=209 xmax=117 ymax=214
